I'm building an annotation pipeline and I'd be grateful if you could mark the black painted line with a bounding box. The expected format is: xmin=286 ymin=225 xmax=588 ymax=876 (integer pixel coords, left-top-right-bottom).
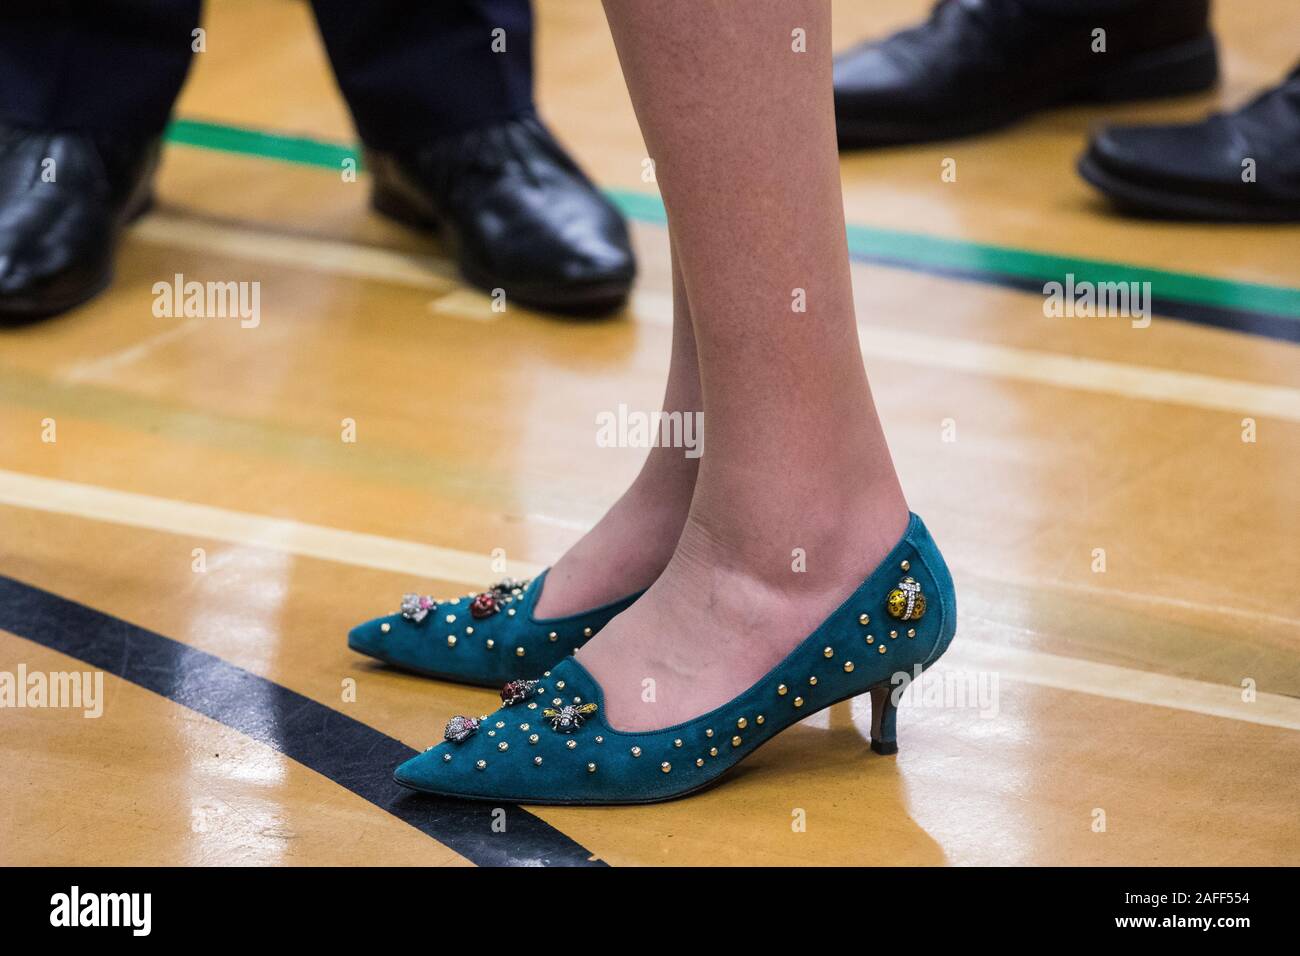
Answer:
xmin=0 ymin=574 xmax=605 ymax=868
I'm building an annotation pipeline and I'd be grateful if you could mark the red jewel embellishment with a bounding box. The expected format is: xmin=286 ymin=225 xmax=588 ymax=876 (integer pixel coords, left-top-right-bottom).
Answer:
xmin=501 ymin=679 xmax=539 ymax=706
xmin=470 ymin=592 xmax=499 ymax=619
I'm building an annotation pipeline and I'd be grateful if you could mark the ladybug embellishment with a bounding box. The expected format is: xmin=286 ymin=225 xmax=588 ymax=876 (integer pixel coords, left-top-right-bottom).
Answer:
xmin=501 ymin=679 xmax=539 ymax=706
xmin=470 ymin=592 xmax=499 ymax=619
xmin=886 ymin=576 xmax=926 ymax=621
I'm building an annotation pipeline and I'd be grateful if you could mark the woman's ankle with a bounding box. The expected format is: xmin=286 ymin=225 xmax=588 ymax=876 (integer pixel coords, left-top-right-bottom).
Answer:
xmin=680 ymin=477 xmax=910 ymax=593
xmin=533 ymin=455 xmax=698 ymax=617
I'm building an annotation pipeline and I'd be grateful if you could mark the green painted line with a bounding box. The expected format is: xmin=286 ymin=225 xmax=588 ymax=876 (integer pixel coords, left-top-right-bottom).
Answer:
xmin=166 ymin=118 xmax=361 ymax=170
xmin=838 ymin=222 xmax=1300 ymax=320
xmin=163 ymin=118 xmax=1300 ymax=321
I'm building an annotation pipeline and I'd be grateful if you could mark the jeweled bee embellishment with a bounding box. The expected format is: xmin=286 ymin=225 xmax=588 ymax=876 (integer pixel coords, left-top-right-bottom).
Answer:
xmin=543 ymin=702 xmax=598 ymax=733
xmin=401 ymin=593 xmax=437 ymax=623
xmin=501 ymin=679 xmax=539 ymax=706
xmin=886 ymin=576 xmax=926 ymax=621
xmin=444 ymin=715 xmax=481 ymax=743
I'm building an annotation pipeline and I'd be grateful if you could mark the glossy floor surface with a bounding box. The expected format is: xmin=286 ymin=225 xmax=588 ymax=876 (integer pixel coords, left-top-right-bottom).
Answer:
xmin=1 ymin=0 xmax=1298 ymax=865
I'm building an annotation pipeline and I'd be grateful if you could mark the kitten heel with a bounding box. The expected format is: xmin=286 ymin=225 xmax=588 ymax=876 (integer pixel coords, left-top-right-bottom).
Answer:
xmin=869 ymin=684 xmax=899 ymax=756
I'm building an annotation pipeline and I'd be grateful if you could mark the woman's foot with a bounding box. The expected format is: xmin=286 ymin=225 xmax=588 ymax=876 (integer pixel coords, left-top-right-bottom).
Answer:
xmin=577 ymin=489 xmax=909 ymax=730
xmin=532 ymin=451 xmax=698 ymax=618
xmin=393 ymin=510 xmax=954 ymax=805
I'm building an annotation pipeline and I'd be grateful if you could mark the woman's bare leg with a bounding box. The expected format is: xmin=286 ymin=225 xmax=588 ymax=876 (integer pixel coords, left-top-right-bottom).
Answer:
xmin=534 ymin=243 xmax=700 ymax=616
xmin=577 ymin=0 xmax=909 ymax=729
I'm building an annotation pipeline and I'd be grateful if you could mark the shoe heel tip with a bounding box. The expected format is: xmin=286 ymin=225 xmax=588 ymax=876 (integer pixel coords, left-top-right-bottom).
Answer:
xmin=870 ymin=739 xmax=899 ymax=756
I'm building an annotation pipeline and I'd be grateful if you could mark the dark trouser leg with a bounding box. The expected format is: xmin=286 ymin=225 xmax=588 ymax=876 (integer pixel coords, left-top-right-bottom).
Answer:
xmin=309 ymin=0 xmax=534 ymax=148
xmin=0 ymin=0 xmax=198 ymax=134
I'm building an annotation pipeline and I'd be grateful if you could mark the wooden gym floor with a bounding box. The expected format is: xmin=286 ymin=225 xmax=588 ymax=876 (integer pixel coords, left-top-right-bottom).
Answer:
xmin=1 ymin=0 xmax=1297 ymax=866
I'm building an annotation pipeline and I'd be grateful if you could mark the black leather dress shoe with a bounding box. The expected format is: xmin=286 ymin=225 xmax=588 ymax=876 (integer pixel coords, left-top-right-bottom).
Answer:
xmin=0 ymin=124 xmax=158 ymax=323
xmin=834 ymin=0 xmax=1218 ymax=148
xmin=1079 ymin=65 xmax=1300 ymax=222
xmin=367 ymin=115 xmax=635 ymax=316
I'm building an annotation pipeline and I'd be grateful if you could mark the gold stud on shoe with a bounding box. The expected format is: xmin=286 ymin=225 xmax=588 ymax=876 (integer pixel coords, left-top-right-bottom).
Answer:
xmin=878 ymin=645 xmax=887 ymax=654
xmin=583 ymin=627 xmax=593 ymax=637
xmin=777 ymin=684 xmax=788 ymax=696
xmin=907 ymin=628 xmax=916 ymax=638
xmin=696 ymin=758 xmax=705 ymax=767
xmin=486 ymin=639 xmax=495 ymax=649
xmin=516 ymin=647 xmax=525 ymax=657
xmin=548 ymin=631 xmax=558 ymax=642
xmin=447 ymin=635 xmax=457 ymax=647
xmin=844 ymin=661 xmax=854 ymax=673
xmin=706 ymin=728 xmax=715 ymax=738
xmin=731 ymin=736 xmax=742 ymax=747
xmin=587 ymin=762 xmax=597 ymax=773
xmin=445 ymin=614 xmax=456 ymax=624
xmin=900 ymin=560 xmax=910 ymax=572
xmin=794 ymin=697 xmax=804 ymax=708
xmin=529 ymin=734 xmax=539 ymax=744
xmin=475 ymin=760 xmax=487 ymax=770
xmin=465 ymin=626 xmax=474 ymax=635
xmin=737 ymin=717 xmax=747 ymax=730
xmin=661 ymin=762 xmax=671 ymax=773
xmin=674 ymin=738 xmax=683 ymax=748
xmin=566 ymin=740 xmax=577 ymax=750
xmin=380 ymin=622 xmax=390 ymax=633
xmin=890 ymin=630 xmax=898 ymax=639
xmin=809 ymin=676 xmax=817 ymax=686
xmin=823 ymin=646 xmax=834 ymax=658
xmin=756 ymin=715 xmax=765 ymax=725
xmin=859 ymin=613 xmax=870 ymax=626
xmin=534 ymin=756 xmax=543 ymax=766
xmin=498 ymin=742 xmax=508 ymax=752
xmin=631 ymin=746 xmax=642 ymax=757
xmin=709 ymin=747 xmax=718 ymax=757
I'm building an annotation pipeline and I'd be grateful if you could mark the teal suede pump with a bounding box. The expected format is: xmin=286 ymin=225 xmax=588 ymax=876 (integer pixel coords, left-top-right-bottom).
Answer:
xmin=394 ymin=513 xmax=956 ymax=805
xmin=348 ymin=570 xmax=641 ymax=687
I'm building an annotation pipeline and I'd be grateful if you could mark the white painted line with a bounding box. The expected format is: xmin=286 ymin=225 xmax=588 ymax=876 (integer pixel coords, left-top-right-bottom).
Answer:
xmin=0 ymin=468 xmax=544 ymax=583
xmin=127 ymin=212 xmax=1300 ymax=422
xmin=132 ymin=212 xmax=456 ymax=288
xmin=1 ymin=467 xmax=1296 ymax=733
xmin=946 ymin=639 xmax=1300 ymax=732
xmin=862 ymin=327 xmax=1300 ymax=423
xmin=59 ymin=320 xmax=206 ymax=385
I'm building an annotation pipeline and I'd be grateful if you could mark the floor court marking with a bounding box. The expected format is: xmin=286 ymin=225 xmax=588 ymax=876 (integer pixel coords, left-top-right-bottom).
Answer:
xmin=124 ymin=213 xmax=1300 ymax=424
xmin=946 ymin=637 xmax=1300 ymax=733
xmin=2 ymin=468 xmax=1297 ymax=733
xmin=0 ymin=468 xmax=544 ymax=583
xmin=164 ymin=118 xmax=1300 ymax=329
xmin=0 ymin=574 xmax=602 ymax=868
xmin=134 ymin=212 xmax=454 ymax=289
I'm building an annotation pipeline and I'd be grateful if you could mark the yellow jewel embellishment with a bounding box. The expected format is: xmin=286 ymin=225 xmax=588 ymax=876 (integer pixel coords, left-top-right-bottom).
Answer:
xmin=886 ymin=576 xmax=927 ymax=621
